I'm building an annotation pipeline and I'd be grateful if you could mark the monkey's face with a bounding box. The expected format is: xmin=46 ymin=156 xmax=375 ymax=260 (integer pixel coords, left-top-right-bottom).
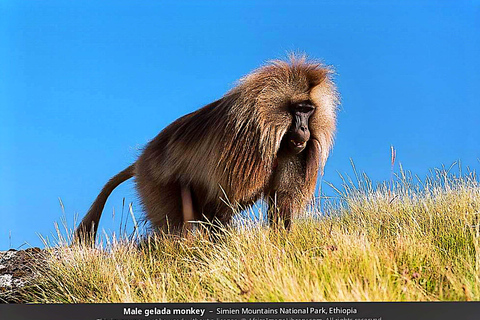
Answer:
xmin=286 ymin=102 xmax=315 ymax=154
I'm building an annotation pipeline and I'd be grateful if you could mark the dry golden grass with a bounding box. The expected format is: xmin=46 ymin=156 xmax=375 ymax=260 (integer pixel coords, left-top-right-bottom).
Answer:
xmin=24 ymin=165 xmax=480 ymax=302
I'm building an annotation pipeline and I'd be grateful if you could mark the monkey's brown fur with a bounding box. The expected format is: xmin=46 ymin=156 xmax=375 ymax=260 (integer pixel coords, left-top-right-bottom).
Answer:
xmin=74 ymin=56 xmax=338 ymax=242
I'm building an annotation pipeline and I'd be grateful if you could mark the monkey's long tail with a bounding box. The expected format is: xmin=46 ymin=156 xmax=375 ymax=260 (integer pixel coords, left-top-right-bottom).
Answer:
xmin=73 ymin=164 xmax=135 ymax=245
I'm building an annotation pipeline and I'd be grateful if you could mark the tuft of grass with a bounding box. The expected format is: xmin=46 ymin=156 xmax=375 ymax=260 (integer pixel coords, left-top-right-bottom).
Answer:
xmin=23 ymin=165 xmax=480 ymax=302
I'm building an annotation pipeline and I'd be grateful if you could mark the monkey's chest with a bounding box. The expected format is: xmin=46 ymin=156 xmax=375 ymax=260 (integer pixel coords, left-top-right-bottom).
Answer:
xmin=269 ymin=154 xmax=306 ymax=194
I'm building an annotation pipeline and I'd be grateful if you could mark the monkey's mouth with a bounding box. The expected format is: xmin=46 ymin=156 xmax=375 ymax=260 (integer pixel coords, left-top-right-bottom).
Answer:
xmin=290 ymin=139 xmax=307 ymax=153
xmin=291 ymin=139 xmax=306 ymax=147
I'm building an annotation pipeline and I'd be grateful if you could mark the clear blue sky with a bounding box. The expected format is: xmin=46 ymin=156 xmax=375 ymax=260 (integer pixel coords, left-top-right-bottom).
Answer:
xmin=1 ymin=1 xmax=479 ymax=250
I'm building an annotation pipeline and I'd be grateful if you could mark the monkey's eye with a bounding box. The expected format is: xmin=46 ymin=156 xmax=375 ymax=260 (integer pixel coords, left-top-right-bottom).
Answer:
xmin=295 ymin=102 xmax=315 ymax=113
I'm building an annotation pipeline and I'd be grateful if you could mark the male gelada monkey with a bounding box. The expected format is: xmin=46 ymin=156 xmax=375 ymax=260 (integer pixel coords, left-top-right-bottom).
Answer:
xmin=75 ymin=56 xmax=338 ymax=243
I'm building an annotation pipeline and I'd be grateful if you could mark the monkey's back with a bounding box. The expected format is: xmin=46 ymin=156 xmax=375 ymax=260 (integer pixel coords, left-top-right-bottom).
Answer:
xmin=134 ymin=97 xmax=274 ymax=228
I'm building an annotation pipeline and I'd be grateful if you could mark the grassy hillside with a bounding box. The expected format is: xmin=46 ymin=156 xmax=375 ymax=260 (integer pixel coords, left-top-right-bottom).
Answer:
xmin=23 ymin=165 xmax=480 ymax=302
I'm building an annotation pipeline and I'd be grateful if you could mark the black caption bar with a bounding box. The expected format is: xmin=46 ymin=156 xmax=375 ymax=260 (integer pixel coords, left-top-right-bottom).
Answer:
xmin=1 ymin=302 xmax=480 ymax=320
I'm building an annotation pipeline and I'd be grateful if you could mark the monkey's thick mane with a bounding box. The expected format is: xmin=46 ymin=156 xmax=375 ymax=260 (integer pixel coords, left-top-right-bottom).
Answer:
xmin=222 ymin=56 xmax=336 ymax=175
xmin=228 ymin=56 xmax=332 ymax=157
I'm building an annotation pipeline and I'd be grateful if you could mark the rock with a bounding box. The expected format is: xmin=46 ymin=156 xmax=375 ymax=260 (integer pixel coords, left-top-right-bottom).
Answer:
xmin=0 ymin=248 xmax=46 ymax=303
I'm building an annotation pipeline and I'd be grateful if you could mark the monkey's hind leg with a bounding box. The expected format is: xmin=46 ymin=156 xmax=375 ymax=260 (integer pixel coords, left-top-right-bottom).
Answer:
xmin=138 ymin=181 xmax=188 ymax=235
xmin=181 ymin=186 xmax=199 ymax=236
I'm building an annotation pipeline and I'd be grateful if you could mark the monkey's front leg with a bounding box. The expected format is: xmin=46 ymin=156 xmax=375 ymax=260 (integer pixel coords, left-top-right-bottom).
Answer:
xmin=196 ymin=201 xmax=234 ymax=241
xmin=267 ymin=194 xmax=294 ymax=230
